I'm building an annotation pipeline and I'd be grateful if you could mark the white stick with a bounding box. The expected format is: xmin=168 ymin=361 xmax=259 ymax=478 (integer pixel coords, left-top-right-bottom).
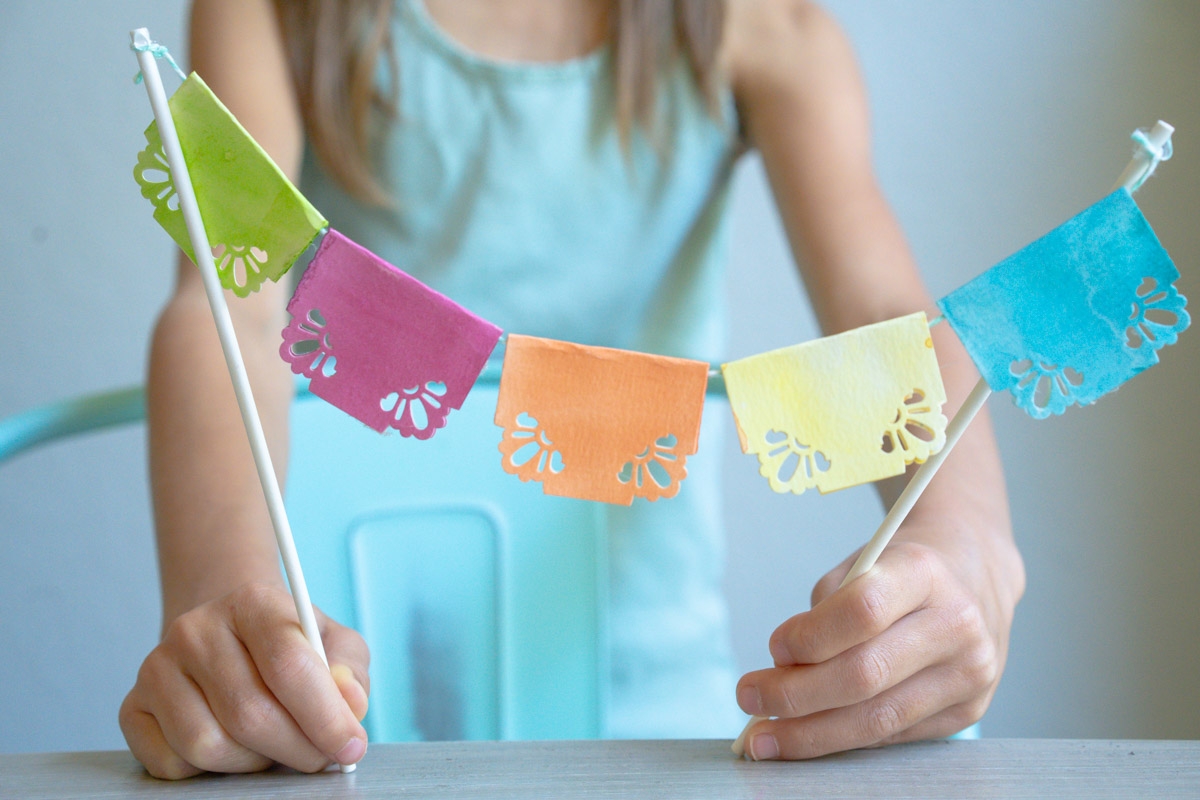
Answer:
xmin=130 ymin=29 xmax=355 ymax=773
xmin=734 ymin=119 xmax=1175 ymax=758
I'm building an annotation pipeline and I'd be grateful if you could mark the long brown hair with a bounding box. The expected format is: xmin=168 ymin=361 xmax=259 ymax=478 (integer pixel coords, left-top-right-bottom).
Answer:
xmin=273 ymin=0 xmax=726 ymax=207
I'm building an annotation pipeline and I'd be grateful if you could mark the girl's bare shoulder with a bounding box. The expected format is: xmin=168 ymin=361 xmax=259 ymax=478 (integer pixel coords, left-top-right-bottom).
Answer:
xmin=722 ymin=0 xmax=860 ymax=106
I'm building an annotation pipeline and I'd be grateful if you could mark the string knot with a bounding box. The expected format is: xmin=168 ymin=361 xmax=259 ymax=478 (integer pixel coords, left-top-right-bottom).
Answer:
xmin=1129 ymin=127 xmax=1173 ymax=191
xmin=131 ymin=39 xmax=187 ymax=85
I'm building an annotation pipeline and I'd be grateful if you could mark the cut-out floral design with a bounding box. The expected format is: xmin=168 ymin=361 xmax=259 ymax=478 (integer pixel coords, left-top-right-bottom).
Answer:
xmin=880 ymin=389 xmax=946 ymax=464
xmin=756 ymin=429 xmax=830 ymax=495
xmin=133 ymin=135 xmax=178 ymax=213
xmin=1126 ymin=276 xmax=1190 ymax=351
xmin=280 ymin=308 xmax=336 ymax=379
xmin=499 ymin=412 xmax=565 ymax=482
xmin=617 ymin=434 xmax=687 ymax=501
xmin=1009 ymin=359 xmax=1085 ymax=419
xmin=380 ymin=381 xmax=450 ymax=440
xmin=212 ymin=243 xmax=270 ymax=297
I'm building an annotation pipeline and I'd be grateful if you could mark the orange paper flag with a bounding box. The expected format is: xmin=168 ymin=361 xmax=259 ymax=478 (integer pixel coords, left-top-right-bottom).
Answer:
xmin=494 ymin=334 xmax=710 ymax=504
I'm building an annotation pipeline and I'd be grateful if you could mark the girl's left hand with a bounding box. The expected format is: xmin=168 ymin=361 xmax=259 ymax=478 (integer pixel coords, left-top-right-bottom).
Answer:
xmin=734 ymin=523 xmax=1024 ymax=760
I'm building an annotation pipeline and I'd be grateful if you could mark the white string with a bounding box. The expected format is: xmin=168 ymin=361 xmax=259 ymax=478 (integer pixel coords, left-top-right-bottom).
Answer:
xmin=1129 ymin=127 xmax=1174 ymax=191
xmin=130 ymin=38 xmax=186 ymax=84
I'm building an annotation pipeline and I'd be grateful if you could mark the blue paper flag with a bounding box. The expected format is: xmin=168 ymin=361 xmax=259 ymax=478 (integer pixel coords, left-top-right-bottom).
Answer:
xmin=939 ymin=189 xmax=1189 ymax=419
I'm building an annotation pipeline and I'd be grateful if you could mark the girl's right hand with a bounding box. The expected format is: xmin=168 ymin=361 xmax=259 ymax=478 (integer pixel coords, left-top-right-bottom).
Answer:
xmin=119 ymin=582 xmax=370 ymax=779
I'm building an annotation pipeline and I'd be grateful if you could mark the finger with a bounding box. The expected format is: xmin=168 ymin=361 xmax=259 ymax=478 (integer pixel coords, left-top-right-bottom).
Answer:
xmin=740 ymin=606 xmax=960 ymax=719
xmin=130 ymin=649 xmax=273 ymax=775
xmin=120 ymin=695 xmax=202 ymax=780
xmin=809 ymin=550 xmax=859 ymax=607
xmin=230 ymin=587 xmax=368 ymax=766
xmin=743 ymin=661 xmax=982 ymax=761
xmin=873 ymin=702 xmax=986 ymax=747
xmin=321 ymin=620 xmax=371 ymax=722
xmin=772 ymin=544 xmax=939 ymax=666
xmin=186 ymin=626 xmax=333 ymax=773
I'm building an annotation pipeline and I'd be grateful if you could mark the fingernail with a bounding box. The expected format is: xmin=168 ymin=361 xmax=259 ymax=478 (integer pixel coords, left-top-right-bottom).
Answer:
xmin=737 ymin=685 xmax=762 ymax=715
xmin=769 ymin=638 xmax=790 ymax=665
xmin=335 ymin=736 xmax=366 ymax=765
xmin=750 ymin=733 xmax=779 ymax=761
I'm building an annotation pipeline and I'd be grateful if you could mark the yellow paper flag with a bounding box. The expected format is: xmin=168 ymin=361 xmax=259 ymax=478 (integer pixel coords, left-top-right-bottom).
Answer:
xmin=721 ymin=312 xmax=947 ymax=495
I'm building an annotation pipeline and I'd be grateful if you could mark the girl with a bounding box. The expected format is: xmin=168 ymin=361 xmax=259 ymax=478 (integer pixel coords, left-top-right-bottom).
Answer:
xmin=121 ymin=0 xmax=1024 ymax=778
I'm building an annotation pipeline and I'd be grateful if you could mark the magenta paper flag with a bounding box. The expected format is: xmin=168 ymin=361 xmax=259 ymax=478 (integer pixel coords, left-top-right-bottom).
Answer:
xmin=280 ymin=230 xmax=502 ymax=438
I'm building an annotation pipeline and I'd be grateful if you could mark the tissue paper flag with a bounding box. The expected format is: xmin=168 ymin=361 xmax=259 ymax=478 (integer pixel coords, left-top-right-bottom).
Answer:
xmin=938 ymin=189 xmax=1190 ymax=419
xmin=722 ymin=312 xmax=947 ymax=495
xmin=280 ymin=229 xmax=502 ymax=438
xmin=494 ymin=335 xmax=709 ymax=504
xmin=133 ymin=73 xmax=327 ymax=296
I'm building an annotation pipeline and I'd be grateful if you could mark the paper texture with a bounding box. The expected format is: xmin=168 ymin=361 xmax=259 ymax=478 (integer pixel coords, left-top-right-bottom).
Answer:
xmin=722 ymin=312 xmax=947 ymax=495
xmin=494 ymin=335 xmax=710 ymax=504
xmin=134 ymin=72 xmax=327 ymax=296
xmin=939 ymin=189 xmax=1190 ymax=418
xmin=280 ymin=229 xmax=502 ymax=438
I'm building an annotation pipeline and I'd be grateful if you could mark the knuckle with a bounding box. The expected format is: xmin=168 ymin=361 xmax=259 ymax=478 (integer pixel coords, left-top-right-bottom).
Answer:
xmin=144 ymin=753 xmax=200 ymax=781
xmin=897 ymin=541 xmax=941 ymax=580
xmin=230 ymin=581 xmax=287 ymax=622
xmin=221 ymin=693 xmax=277 ymax=741
xmin=849 ymin=586 xmax=890 ymax=634
xmin=259 ymin=643 xmax=321 ymax=697
xmin=176 ymin=721 xmax=236 ymax=772
xmin=859 ymin=697 xmax=908 ymax=743
xmin=773 ymin=676 xmax=810 ymax=718
xmin=161 ymin=612 xmax=208 ymax=657
xmin=135 ymin=647 xmax=171 ymax=685
xmin=962 ymin=694 xmax=992 ymax=725
xmin=960 ymin=638 xmax=999 ymax=690
xmin=845 ymin=648 xmax=892 ymax=698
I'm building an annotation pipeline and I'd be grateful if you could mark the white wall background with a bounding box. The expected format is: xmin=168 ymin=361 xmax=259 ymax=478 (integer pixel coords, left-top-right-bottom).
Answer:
xmin=1 ymin=1 xmax=1197 ymax=753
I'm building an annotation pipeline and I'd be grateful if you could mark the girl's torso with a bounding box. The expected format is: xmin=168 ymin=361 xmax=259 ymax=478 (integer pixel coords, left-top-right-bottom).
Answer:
xmin=299 ymin=0 xmax=746 ymax=737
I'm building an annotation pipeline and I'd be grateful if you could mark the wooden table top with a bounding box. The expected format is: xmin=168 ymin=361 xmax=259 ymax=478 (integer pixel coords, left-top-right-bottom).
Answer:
xmin=3 ymin=738 xmax=1199 ymax=799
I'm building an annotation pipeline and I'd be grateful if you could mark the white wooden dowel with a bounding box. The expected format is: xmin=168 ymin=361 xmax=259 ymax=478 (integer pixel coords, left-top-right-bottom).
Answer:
xmin=131 ymin=29 xmax=354 ymax=773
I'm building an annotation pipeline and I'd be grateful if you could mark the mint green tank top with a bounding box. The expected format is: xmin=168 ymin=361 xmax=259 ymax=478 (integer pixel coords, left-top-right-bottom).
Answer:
xmin=300 ymin=0 xmax=745 ymax=737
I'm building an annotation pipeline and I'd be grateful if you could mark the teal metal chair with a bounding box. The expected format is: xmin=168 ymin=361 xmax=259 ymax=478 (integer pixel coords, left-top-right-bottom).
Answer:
xmin=0 ymin=369 xmax=607 ymax=743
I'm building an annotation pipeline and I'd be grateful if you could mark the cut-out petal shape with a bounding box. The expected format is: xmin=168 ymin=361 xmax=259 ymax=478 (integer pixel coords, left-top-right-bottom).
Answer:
xmin=495 ymin=335 xmax=709 ymax=505
xmin=618 ymin=433 xmax=688 ymax=501
xmin=757 ymin=430 xmax=830 ymax=494
xmin=133 ymin=133 xmax=178 ymax=213
xmin=939 ymin=189 xmax=1189 ymax=418
xmin=881 ymin=389 xmax=946 ymax=460
xmin=212 ymin=243 xmax=270 ymax=293
xmin=1007 ymin=359 xmax=1086 ymax=419
xmin=1126 ymin=277 xmax=1190 ymax=351
xmin=722 ymin=312 xmax=947 ymax=495
xmin=281 ymin=308 xmax=337 ymax=380
xmin=380 ymin=382 xmax=450 ymax=440
xmin=499 ymin=412 xmax=565 ymax=481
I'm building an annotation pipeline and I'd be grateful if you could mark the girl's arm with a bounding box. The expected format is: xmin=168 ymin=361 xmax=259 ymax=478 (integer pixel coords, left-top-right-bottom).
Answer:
xmin=119 ymin=0 xmax=368 ymax=778
xmin=725 ymin=0 xmax=1025 ymax=759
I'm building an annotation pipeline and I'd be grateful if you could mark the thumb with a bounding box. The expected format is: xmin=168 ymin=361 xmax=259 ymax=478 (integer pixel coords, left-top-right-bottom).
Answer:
xmin=330 ymin=663 xmax=369 ymax=722
xmin=320 ymin=617 xmax=371 ymax=723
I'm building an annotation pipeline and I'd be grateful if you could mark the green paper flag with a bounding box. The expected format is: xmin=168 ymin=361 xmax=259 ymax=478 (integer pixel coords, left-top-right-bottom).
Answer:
xmin=133 ymin=72 xmax=327 ymax=296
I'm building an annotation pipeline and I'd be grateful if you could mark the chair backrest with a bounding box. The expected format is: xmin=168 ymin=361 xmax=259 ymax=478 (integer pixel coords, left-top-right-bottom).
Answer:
xmin=0 ymin=379 xmax=607 ymax=743
xmin=288 ymin=387 xmax=607 ymax=742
